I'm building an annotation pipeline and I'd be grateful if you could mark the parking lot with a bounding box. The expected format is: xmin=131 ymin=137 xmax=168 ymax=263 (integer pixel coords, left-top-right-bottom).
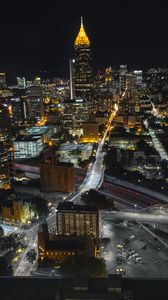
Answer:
xmin=101 ymin=221 xmax=168 ymax=278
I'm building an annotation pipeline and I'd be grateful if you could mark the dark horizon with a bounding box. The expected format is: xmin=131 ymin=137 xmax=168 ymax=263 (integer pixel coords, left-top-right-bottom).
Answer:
xmin=0 ymin=0 xmax=168 ymax=82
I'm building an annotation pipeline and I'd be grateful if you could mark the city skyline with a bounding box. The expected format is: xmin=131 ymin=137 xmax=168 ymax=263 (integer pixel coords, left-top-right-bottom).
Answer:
xmin=1 ymin=2 xmax=168 ymax=298
xmin=1 ymin=0 xmax=168 ymax=81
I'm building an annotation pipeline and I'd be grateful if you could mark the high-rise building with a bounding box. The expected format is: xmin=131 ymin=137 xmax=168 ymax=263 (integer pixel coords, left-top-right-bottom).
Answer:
xmin=62 ymin=98 xmax=88 ymax=133
xmin=17 ymin=77 xmax=26 ymax=89
xmin=26 ymin=85 xmax=44 ymax=122
xmin=0 ymin=103 xmax=13 ymax=189
xmin=74 ymin=17 xmax=93 ymax=111
xmin=10 ymin=97 xmax=26 ymax=124
xmin=69 ymin=59 xmax=75 ymax=99
xmin=56 ymin=202 xmax=99 ymax=238
xmin=0 ymin=73 xmax=6 ymax=88
xmin=119 ymin=65 xmax=127 ymax=93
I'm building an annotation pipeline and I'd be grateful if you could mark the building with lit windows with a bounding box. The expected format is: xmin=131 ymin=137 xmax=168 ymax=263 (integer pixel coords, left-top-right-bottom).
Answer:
xmin=69 ymin=59 xmax=75 ymax=99
xmin=26 ymin=85 xmax=44 ymax=122
xmin=82 ymin=121 xmax=99 ymax=143
xmin=0 ymin=189 xmax=33 ymax=225
xmin=17 ymin=77 xmax=26 ymax=89
xmin=13 ymin=135 xmax=44 ymax=159
xmin=38 ymin=217 xmax=96 ymax=263
xmin=62 ymin=98 xmax=88 ymax=133
xmin=0 ymin=73 xmax=6 ymax=88
xmin=56 ymin=202 xmax=99 ymax=239
xmin=10 ymin=97 xmax=26 ymax=124
xmin=0 ymin=103 xmax=13 ymax=189
xmin=74 ymin=17 xmax=93 ymax=111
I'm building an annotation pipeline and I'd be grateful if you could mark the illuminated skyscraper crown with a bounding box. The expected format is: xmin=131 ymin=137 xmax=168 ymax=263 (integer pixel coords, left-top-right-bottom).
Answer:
xmin=74 ymin=17 xmax=90 ymax=46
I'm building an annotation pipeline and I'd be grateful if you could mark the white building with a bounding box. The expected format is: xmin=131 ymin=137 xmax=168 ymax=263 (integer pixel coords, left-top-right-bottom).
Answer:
xmin=13 ymin=135 xmax=44 ymax=159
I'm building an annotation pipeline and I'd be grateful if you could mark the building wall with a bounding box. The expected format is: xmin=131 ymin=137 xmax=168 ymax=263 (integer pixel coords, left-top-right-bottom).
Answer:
xmin=82 ymin=122 xmax=99 ymax=143
xmin=40 ymin=161 xmax=75 ymax=193
xmin=0 ymin=103 xmax=13 ymax=190
xmin=56 ymin=209 xmax=99 ymax=238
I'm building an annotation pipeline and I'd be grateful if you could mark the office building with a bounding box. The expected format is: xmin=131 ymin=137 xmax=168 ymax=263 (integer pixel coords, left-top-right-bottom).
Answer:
xmin=82 ymin=121 xmax=99 ymax=143
xmin=56 ymin=202 xmax=99 ymax=238
xmin=119 ymin=65 xmax=127 ymax=93
xmin=0 ymin=73 xmax=6 ymax=88
xmin=17 ymin=77 xmax=26 ymax=89
xmin=0 ymin=103 xmax=12 ymax=189
xmin=133 ymin=70 xmax=143 ymax=86
xmin=13 ymin=135 xmax=44 ymax=159
xmin=10 ymin=97 xmax=26 ymax=124
xmin=40 ymin=159 xmax=75 ymax=193
xmin=74 ymin=17 xmax=93 ymax=111
xmin=38 ymin=217 xmax=96 ymax=263
xmin=63 ymin=98 xmax=88 ymax=133
xmin=26 ymin=85 xmax=44 ymax=122
xmin=23 ymin=126 xmax=52 ymax=144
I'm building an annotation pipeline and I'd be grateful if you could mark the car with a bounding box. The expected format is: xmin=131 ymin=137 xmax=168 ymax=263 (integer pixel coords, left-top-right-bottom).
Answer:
xmin=116 ymin=267 xmax=126 ymax=275
xmin=116 ymin=257 xmax=122 ymax=264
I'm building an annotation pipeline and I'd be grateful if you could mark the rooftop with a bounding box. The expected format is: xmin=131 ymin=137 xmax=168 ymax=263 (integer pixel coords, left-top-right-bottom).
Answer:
xmin=57 ymin=202 xmax=97 ymax=212
xmin=15 ymin=135 xmax=42 ymax=142
xmin=25 ymin=126 xmax=50 ymax=135
xmin=0 ymin=276 xmax=166 ymax=300
xmin=75 ymin=17 xmax=90 ymax=46
xmin=46 ymin=236 xmax=91 ymax=251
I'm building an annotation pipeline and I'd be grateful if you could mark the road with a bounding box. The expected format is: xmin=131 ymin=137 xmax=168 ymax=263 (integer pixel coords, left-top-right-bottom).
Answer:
xmin=13 ymin=108 xmax=118 ymax=276
xmin=144 ymin=118 xmax=168 ymax=161
xmin=103 ymin=210 xmax=168 ymax=225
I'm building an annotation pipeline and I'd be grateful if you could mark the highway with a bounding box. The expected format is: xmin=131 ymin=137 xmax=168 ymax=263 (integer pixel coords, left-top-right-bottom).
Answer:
xmin=103 ymin=210 xmax=168 ymax=224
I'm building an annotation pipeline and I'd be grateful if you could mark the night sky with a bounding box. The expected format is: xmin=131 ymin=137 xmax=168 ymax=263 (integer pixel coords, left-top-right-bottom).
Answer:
xmin=0 ymin=0 xmax=167 ymax=81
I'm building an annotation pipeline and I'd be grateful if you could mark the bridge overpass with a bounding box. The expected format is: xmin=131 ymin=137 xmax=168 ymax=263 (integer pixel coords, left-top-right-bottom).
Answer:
xmin=103 ymin=210 xmax=168 ymax=224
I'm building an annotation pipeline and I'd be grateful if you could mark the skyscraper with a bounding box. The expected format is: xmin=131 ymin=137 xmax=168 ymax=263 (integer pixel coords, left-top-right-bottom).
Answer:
xmin=74 ymin=17 xmax=93 ymax=112
xmin=0 ymin=103 xmax=12 ymax=189
xmin=26 ymin=85 xmax=44 ymax=122
xmin=0 ymin=73 xmax=6 ymax=88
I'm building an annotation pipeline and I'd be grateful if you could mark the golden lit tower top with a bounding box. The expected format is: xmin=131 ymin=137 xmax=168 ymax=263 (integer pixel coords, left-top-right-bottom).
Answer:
xmin=75 ymin=17 xmax=90 ymax=46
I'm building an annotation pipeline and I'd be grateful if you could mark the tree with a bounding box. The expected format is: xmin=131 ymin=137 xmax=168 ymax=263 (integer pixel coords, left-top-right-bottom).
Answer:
xmin=26 ymin=248 xmax=37 ymax=263
xmin=136 ymin=140 xmax=147 ymax=151
xmin=81 ymin=189 xmax=114 ymax=210
xmin=88 ymin=257 xmax=107 ymax=277
xmin=60 ymin=256 xmax=107 ymax=278
xmin=26 ymin=196 xmax=49 ymax=217
xmin=0 ymin=257 xmax=13 ymax=276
